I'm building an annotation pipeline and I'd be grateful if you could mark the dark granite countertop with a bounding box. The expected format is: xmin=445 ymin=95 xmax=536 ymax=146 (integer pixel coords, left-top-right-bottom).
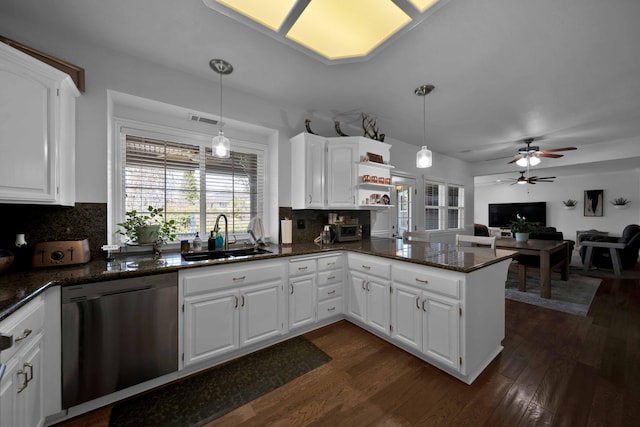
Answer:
xmin=0 ymin=238 xmax=516 ymax=321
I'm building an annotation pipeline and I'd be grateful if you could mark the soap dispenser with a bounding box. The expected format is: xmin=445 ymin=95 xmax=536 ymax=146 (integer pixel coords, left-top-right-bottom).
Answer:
xmin=208 ymin=230 xmax=216 ymax=250
xmin=192 ymin=232 xmax=203 ymax=252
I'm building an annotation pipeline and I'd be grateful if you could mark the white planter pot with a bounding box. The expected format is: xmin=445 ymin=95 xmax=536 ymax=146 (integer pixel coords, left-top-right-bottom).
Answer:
xmin=564 ymin=206 xmax=575 ymax=210
xmin=613 ymin=204 xmax=628 ymax=209
xmin=515 ymin=232 xmax=530 ymax=242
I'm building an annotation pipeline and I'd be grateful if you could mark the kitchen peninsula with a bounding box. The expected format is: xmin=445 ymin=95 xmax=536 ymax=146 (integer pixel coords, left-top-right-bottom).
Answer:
xmin=0 ymin=238 xmax=515 ymax=425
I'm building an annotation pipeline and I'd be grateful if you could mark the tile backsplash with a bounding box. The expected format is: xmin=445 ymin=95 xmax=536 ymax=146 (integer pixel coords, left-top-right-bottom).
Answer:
xmin=0 ymin=202 xmax=107 ymax=262
xmin=278 ymin=207 xmax=370 ymax=244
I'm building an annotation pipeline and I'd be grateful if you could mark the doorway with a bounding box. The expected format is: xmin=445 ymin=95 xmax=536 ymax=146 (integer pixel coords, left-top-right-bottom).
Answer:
xmin=391 ymin=174 xmax=416 ymax=238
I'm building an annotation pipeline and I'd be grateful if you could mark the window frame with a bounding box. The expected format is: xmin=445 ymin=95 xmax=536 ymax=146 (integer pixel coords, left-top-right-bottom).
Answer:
xmin=423 ymin=180 xmax=465 ymax=231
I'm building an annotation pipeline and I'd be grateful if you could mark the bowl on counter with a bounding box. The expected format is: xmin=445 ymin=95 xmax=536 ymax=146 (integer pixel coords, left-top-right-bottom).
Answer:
xmin=0 ymin=249 xmax=15 ymax=274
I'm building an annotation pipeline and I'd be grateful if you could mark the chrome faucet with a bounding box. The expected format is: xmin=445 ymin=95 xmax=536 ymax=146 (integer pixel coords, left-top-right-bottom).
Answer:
xmin=214 ymin=214 xmax=229 ymax=252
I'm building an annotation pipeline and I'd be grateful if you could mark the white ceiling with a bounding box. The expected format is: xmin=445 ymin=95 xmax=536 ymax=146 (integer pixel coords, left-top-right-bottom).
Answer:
xmin=2 ymin=0 xmax=640 ymax=176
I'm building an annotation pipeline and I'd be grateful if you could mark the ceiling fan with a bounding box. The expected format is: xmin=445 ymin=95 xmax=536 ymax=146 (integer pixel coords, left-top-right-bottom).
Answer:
xmin=509 ymin=171 xmax=556 ymax=185
xmin=508 ymin=137 xmax=577 ymax=166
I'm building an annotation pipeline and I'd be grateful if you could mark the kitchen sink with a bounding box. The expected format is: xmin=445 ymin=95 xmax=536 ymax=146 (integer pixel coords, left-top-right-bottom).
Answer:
xmin=182 ymin=247 xmax=272 ymax=262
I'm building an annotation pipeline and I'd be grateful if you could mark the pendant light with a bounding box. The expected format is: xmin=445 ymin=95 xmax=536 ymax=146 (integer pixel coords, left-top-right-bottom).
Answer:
xmin=209 ymin=59 xmax=233 ymax=158
xmin=415 ymin=84 xmax=434 ymax=168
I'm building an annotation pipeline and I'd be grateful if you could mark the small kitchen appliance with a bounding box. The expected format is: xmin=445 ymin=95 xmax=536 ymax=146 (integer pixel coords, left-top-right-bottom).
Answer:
xmin=32 ymin=239 xmax=91 ymax=268
xmin=334 ymin=224 xmax=363 ymax=242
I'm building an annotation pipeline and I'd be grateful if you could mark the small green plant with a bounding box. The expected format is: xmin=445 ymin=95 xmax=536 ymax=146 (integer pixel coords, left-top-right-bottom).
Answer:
xmin=562 ymin=199 xmax=578 ymax=207
xmin=610 ymin=197 xmax=631 ymax=206
xmin=509 ymin=214 xmax=539 ymax=234
xmin=117 ymin=206 xmax=177 ymax=245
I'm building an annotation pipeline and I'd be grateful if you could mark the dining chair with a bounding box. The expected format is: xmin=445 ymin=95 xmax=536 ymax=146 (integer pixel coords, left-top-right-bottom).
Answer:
xmin=455 ymin=234 xmax=497 ymax=249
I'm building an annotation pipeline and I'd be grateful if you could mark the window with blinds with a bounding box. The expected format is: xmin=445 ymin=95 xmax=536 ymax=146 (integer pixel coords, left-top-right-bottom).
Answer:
xmin=424 ymin=181 xmax=464 ymax=231
xmin=123 ymin=135 xmax=264 ymax=239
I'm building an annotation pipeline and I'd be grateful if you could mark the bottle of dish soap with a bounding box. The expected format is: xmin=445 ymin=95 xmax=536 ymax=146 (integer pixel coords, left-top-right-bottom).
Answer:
xmin=208 ymin=230 xmax=216 ymax=250
xmin=192 ymin=232 xmax=203 ymax=252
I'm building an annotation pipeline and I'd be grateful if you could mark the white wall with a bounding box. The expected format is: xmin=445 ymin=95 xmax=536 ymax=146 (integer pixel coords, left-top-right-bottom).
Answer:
xmin=475 ymin=169 xmax=640 ymax=241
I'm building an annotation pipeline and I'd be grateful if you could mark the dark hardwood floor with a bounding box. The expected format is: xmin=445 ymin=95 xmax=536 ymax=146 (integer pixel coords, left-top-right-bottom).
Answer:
xmin=55 ymin=267 xmax=640 ymax=427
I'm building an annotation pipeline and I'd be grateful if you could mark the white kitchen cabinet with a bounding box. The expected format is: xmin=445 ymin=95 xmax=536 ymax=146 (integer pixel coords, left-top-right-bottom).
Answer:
xmin=326 ymin=140 xmax=357 ymax=207
xmin=0 ymin=42 xmax=79 ymax=206
xmin=316 ymin=254 xmax=344 ymax=321
xmin=291 ymin=132 xmax=327 ymax=209
xmin=288 ymin=258 xmax=317 ymax=331
xmin=181 ymin=260 xmax=284 ymax=368
xmin=0 ymin=296 xmax=45 ymax=427
xmin=391 ymin=282 xmax=460 ymax=371
xmin=347 ymin=254 xmax=391 ymax=335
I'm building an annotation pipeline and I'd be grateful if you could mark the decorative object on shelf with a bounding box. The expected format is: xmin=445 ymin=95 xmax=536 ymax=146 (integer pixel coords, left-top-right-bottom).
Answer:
xmin=509 ymin=214 xmax=539 ymax=242
xmin=366 ymin=152 xmax=384 ymax=164
xmin=361 ymin=113 xmax=385 ymax=141
xmin=304 ymin=119 xmax=317 ymax=135
xmin=415 ymin=84 xmax=434 ymax=168
xmin=584 ymin=189 xmax=604 ymax=217
xmin=117 ymin=205 xmax=178 ymax=247
xmin=362 ymin=175 xmax=371 ymax=182
xmin=610 ymin=197 xmax=631 ymax=209
xmin=382 ymin=194 xmax=390 ymax=205
xmin=209 ymin=58 xmax=233 ymax=158
xmin=562 ymin=199 xmax=578 ymax=209
xmin=334 ymin=121 xmax=349 ymax=136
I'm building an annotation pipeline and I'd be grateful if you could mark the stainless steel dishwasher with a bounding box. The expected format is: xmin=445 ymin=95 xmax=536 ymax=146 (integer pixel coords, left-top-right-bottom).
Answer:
xmin=61 ymin=272 xmax=178 ymax=409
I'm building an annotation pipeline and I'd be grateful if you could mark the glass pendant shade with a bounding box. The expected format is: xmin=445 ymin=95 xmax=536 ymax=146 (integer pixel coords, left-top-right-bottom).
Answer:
xmin=529 ymin=156 xmax=541 ymax=166
xmin=416 ymin=146 xmax=432 ymax=168
xmin=516 ymin=155 xmax=541 ymax=167
xmin=212 ymin=130 xmax=230 ymax=158
xmin=516 ymin=157 xmax=528 ymax=167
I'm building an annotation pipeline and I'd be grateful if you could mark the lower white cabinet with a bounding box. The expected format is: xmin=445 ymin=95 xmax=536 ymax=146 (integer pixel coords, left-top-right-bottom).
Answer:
xmin=181 ymin=260 xmax=284 ymax=368
xmin=391 ymin=282 xmax=460 ymax=371
xmin=0 ymin=296 xmax=45 ymax=427
xmin=347 ymin=254 xmax=391 ymax=335
xmin=288 ymin=258 xmax=317 ymax=331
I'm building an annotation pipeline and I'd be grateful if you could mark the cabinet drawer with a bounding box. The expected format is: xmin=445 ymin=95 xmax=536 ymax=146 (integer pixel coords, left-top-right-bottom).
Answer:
xmin=317 ymin=297 xmax=343 ymax=321
xmin=393 ymin=262 xmax=460 ymax=299
xmin=317 ymin=269 xmax=342 ymax=286
xmin=0 ymin=295 xmax=45 ymax=363
xmin=183 ymin=261 xmax=283 ymax=296
xmin=317 ymin=254 xmax=342 ymax=271
xmin=288 ymin=258 xmax=317 ymax=277
xmin=348 ymin=254 xmax=391 ymax=279
xmin=317 ymin=283 xmax=343 ymax=301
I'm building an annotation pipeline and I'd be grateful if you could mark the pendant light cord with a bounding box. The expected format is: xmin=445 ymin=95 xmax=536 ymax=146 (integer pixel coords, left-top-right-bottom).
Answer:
xmin=423 ymin=93 xmax=426 ymax=146
xmin=219 ymin=71 xmax=223 ymax=134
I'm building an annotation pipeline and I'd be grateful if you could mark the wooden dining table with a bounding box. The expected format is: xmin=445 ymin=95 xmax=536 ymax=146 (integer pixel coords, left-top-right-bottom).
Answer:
xmin=495 ymin=238 xmax=571 ymax=299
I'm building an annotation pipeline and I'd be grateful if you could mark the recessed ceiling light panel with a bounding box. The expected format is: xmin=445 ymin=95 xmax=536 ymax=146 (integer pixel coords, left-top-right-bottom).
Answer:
xmin=204 ymin=0 xmax=445 ymax=64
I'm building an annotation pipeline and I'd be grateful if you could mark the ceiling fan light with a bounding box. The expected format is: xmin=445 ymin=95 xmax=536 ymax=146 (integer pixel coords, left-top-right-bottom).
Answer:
xmin=516 ymin=157 xmax=528 ymax=167
xmin=416 ymin=146 xmax=432 ymax=168
xmin=529 ymin=156 xmax=541 ymax=166
xmin=212 ymin=131 xmax=230 ymax=158
xmin=517 ymin=179 xmax=527 ymax=185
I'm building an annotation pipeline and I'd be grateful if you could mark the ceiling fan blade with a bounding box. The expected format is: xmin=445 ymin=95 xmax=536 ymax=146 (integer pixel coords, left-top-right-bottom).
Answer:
xmin=535 ymin=180 xmax=555 ymax=182
xmin=536 ymin=176 xmax=556 ymax=180
xmin=538 ymin=153 xmax=563 ymax=158
xmin=541 ymin=147 xmax=577 ymax=152
xmin=507 ymin=156 xmax=523 ymax=164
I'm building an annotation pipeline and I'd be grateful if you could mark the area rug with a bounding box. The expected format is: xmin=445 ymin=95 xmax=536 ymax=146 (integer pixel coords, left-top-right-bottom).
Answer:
xmin=504 ymin=269 xmax=601 ymax=317
xmin=109 ymin=336 xmax=331 ymax=427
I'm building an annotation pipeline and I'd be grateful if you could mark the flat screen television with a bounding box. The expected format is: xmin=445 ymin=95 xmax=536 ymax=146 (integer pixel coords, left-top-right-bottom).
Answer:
xmin=488 ymin=202 xmax=547 ymax=228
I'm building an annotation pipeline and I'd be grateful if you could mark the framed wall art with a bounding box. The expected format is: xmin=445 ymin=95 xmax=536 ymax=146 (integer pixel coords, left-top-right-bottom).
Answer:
xmin=584 ymin=189 xmax=604 ymax=217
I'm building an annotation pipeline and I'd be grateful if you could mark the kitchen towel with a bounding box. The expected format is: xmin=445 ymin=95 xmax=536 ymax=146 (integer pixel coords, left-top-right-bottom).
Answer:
xmin=281 ymin=220 xmax=292 ymax=245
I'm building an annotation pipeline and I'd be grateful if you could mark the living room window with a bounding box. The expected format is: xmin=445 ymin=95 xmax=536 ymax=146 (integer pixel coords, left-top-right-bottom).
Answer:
xmin=424 ymin=181 xmax=465 ymax=231
xmin=114 ymin=132 xmax=265 ymax=244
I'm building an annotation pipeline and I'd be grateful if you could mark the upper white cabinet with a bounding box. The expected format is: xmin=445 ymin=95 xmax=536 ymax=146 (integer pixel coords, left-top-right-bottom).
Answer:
xmin=291 ymin=133 xmax=391 ymax=210
xmin=0 ymin=43 xmax=79 ymax=206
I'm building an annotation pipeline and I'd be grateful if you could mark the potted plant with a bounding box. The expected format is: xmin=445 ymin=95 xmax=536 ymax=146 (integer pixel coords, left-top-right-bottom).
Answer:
xmin=509 ymin=214 xmax=539 ymax=242
xmin=562 ymin=199 xmax=578 ymax=209
xmin=610 ymin=197 xmax=631 ymax=209
xmin=117 ymin=206 xmax=178 ymax=245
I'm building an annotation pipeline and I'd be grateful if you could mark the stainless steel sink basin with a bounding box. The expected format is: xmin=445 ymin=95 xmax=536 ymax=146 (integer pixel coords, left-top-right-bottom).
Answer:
xmin=182 ymin=248 xmax=271 ymax=262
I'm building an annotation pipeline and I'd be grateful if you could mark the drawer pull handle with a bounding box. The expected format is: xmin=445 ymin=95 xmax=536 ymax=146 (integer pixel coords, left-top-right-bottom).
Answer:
xmin=362 ymin=265 xmax=371 ymax=270
xmin=422 ymin=300 xmax=427 ymax=312
xmin=326 ymin=262 xmax=335 ymax=266
xmin=366 ymin=281 xmax=370 ymax=291
xmin=14 ymin=329 xmax=32 ymax=342
xmin=298 ymin=266 xmax=308 ymax=271
xmin=415 ymin=278 xmax=429 ymax=284
xmin=290 ymin=284 xmax=294 ymax=294
xmin=327 ymin=307 xmax=336 ymax=312
xmin=24 ymin=363 xmax=33 ymax=383
xmin=16 ymin=370 xmax=28 ymax=393
xmin=328 ymin=290 xmax=336 ymax=295
xmin=241 ymin=295 xmax=245 ymax=307
xmin=327 ymin=275 xmax=335 ymax=280
xmin=233 ymin=276 xmax=246 ymax=281
xmin=235 ymin=295 xmax=239 ymax=308
xmin=362 ymin=281 xmax=366 ymax=290
xmin=416 ymin=296 xmax=420 ymax=309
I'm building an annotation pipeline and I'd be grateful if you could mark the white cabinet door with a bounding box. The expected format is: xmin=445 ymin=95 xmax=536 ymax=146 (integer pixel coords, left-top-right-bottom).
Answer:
xmin=240 ymin=281 xmax=282 ymax=347
xmin=391 ymin=283 xmax=422 ymax=351
xmin=326 ymin=140 xmax=356 ymax=208
xmin=0 ymin=43 xmax=78 ymax=206
xmin=288 ymin=275 xmax=316 ymax=330
xmin=0 ymin=332 xmax=44 ymax=427
xmin=183 ymin=288 xmax=239 ymax=365
xmin=422 ymin=295 xmax=460 ymax=371
xmin=291 ymin=133 xmax=326 ymax=209
xmin=347 ymin=272 xmax=367 ymax=323
xmin=366 ymin=278 xmax=390 ymax=335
